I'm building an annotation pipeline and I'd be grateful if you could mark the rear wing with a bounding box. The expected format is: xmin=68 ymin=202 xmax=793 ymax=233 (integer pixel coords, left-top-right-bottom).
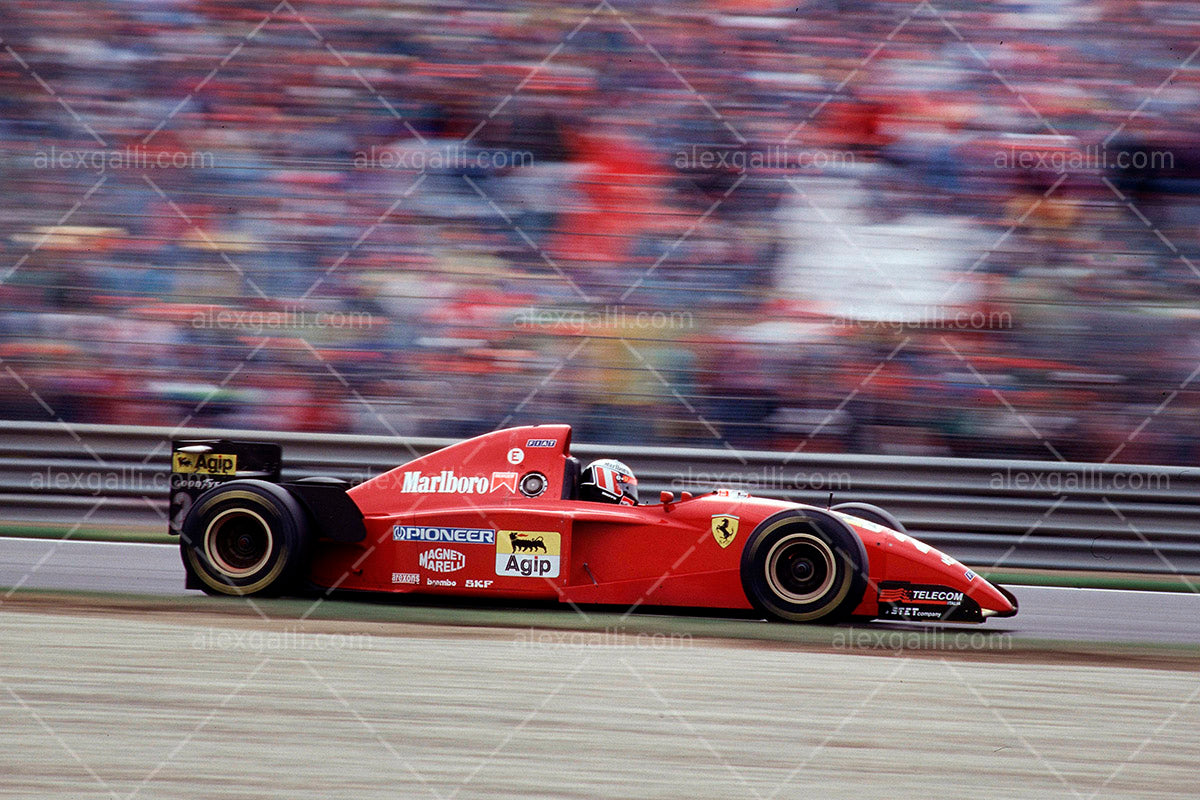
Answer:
xmin=169 ymin=438 xmax=365 ymax=543
xmin=169 ymin=440 xmax=282 ymax=535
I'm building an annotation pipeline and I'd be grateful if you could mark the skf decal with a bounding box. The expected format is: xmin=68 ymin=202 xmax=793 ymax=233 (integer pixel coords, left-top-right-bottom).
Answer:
xmin=496 ymin=530 xmax=561 ymax=578
xmin=490 ymin=471 xmax=518 ymax=493
xmin=418 ymin=548 xmax=466 ymax=573
xmin=172 ymin=452 xmax=237 ymax=475
xmin=465 ymin=579 xmax=494 ymax=589
xmin=393 ymin=526 xmax=496 ymax=544
xmin=391 ymin=572 xmax=419 ymax=585
xmin=711 ymin=515 xmax=739 ymax=549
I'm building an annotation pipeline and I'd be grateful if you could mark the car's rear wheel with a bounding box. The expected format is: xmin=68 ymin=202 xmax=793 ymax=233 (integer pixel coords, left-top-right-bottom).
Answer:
xmin=741 ymin=512 xmax=868 ymax=623
xmin=180 ymin=480 xmax=310 ymax=596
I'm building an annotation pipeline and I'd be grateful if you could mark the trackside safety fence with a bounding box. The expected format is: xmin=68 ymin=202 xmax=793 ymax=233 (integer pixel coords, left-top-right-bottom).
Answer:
xmin=2 ymin=421 xmax=1199 ymax=576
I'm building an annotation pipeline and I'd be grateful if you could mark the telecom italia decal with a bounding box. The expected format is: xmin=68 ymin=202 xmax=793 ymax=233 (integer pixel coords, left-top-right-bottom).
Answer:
xmin=495 ymin=530 xmax=561 ymax=578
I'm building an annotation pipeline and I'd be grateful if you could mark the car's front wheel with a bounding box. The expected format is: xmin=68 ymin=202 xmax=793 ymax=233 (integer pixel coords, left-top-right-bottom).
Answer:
xmin=740 ymin=512 xmax=868 ymax=623
xmin=180 ymin=480 xmax=311 ymax=596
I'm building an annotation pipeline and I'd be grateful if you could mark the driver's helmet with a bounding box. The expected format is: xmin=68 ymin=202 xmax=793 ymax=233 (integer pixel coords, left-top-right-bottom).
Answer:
xmin=580 ymin=459 xmax=638 ymax=505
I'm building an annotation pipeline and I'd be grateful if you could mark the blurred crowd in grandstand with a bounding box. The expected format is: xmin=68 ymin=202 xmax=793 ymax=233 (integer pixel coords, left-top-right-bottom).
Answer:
xmin=2 ymin=0 xmax=1200 ymax=466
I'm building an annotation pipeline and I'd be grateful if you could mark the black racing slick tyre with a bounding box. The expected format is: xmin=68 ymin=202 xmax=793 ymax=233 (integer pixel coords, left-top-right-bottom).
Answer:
xmin=180 ymin=480 xmax=311 ymax=597
xmin=831 ymin=501 xmax=907 ymax=534
xmin=740 ymin=512 xmax=868 ymax=624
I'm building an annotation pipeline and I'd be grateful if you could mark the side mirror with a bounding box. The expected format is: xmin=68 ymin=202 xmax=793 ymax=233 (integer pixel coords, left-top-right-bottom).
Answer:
xmin=680 ymin=492 xmax=693 ymax=501
xmin=660 ymin=490 xmax=675 ymax=510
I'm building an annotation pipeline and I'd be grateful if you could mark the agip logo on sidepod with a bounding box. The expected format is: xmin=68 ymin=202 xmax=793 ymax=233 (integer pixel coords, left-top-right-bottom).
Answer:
xmin=495 ymin=530 xmax=561 ymax=578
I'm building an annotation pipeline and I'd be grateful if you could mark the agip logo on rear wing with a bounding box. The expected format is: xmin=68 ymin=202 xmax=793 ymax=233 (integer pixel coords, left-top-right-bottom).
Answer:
xmin=172 ymin=452 xmax=238 ymax=475
xmin=168 ymin=440 xmax=281 ymax=535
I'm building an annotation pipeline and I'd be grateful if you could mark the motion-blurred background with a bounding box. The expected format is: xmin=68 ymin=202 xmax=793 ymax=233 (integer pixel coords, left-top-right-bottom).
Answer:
xmin=1 ymin=0 xmax=1198 ymax=463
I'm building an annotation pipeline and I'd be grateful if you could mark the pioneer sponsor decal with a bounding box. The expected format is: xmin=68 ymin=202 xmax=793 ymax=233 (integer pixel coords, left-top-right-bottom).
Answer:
xmin=391 ymin=572 xmax=419 ymax=585
xmin=877 ymin=582 xmax=973 ymax=620
xmin=172 ymin=452 xmax=237 ymax=475
xmin=496 ymin=530 xmax=561 ymax=578
xmin=393 ymin=526 xmax=496 ymax=544
xmin=401 ymin=470 xmax=490 ymax=494
xmin=418 ymin=548 xmax=466 ymax=573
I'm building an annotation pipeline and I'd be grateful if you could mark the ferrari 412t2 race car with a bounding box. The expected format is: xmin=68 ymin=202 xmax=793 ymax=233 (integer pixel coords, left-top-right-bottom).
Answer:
xmin=168 ymin=425 xmax=1018 ymax=624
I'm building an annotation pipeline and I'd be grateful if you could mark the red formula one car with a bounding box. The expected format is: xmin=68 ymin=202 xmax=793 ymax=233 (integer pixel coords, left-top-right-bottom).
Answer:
xmin=168 ymin=425 xmax=1017 ymax=624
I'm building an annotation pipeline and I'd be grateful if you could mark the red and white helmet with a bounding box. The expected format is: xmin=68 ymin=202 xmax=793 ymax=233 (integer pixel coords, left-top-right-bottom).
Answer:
xmin=580 ymin=459 xmax=638 ymax=505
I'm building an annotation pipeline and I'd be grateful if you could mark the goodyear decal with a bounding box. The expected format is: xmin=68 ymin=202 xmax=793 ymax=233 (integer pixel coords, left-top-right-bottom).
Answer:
xmin=495 ymin=530 xmax=561 ymax=578
xmin=172 ymin=452 xmax=237 ymax=475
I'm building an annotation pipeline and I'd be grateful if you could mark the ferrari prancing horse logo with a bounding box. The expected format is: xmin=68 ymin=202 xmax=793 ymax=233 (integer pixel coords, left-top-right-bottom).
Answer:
xmin=711 ymin=515 xmax=739 ymax=549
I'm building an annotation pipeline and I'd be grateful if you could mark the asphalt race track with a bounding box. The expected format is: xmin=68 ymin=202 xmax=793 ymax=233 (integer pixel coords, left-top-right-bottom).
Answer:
xmin=3 ymin=536 xmax=1200 ymax=799
xmin=2 ymin=537 xmax=1199 ymax=645
xmin=2 ymin=594 xmax=1199 ymax=799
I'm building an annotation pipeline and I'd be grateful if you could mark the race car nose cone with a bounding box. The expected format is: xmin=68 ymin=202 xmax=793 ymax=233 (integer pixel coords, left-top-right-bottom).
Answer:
xmin=978 ymin=582 xmax=1019 ymax=618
